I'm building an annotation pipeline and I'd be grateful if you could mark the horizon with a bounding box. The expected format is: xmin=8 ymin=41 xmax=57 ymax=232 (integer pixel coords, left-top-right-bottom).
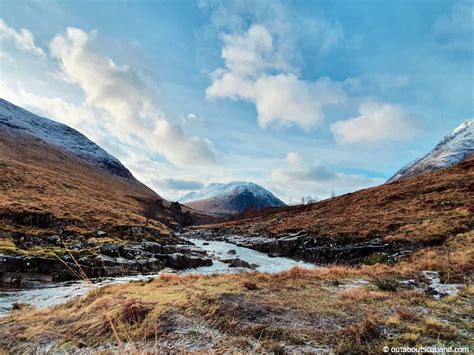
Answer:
xmin=0 ymin=0 xmax=472 ymax=203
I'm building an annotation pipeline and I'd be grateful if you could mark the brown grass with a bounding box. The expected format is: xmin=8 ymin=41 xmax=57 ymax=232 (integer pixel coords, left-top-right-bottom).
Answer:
xmin=202 ymin=157 xmax=474 ymax=246
xmin=1 ymin=257 xmax=473 ymax=353
xmin=0 ymin=129 xmax=174 ymax=236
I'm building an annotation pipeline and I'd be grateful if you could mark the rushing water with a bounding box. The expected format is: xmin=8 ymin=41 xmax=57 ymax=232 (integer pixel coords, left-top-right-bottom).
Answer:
xmin=0 ymin=238 xmax=316 ymax=315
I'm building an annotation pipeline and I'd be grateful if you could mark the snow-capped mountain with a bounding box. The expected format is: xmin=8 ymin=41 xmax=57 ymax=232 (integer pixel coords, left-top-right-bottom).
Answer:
xmin=179 ymin=182 xmax=286 ymax=215
xmin=0 ymin=98 xmax=133 ymax=179
xmin=387 ymin=119 xmax=473 ymax=183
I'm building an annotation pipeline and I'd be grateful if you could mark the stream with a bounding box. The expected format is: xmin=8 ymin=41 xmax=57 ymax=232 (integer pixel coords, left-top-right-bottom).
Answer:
xmin=0 ymin=238 xmax=316 ymax=316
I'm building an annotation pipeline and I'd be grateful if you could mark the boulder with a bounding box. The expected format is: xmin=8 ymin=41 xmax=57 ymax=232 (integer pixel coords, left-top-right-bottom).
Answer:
xmin=100 ymin=244 xmax=122 ymax=257
xmin=141 ymin=241 xmax=162 ymax=254
xmin=222 ymin=258 xmax=254 ymax=269
xmin=165 ymin=253 xmax=213 ymax=270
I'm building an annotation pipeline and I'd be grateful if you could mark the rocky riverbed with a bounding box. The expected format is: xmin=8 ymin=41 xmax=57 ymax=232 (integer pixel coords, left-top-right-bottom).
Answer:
xmin=183 ymin=229 xmax=417 ymax=266
xmin=0 ymin=237 xmax=317 ymax=315
xmin=0 ymin=235 xmax=213 ymax=287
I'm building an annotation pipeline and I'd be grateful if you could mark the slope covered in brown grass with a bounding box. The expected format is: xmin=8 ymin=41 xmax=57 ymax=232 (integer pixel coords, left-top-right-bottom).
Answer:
xmin=0 ymin=126 xmax=214 ymax=258
xmin=206 ymin=157 xmax=474 ymax=246
xmin=0 ymin=128 xmax=169 ymax=232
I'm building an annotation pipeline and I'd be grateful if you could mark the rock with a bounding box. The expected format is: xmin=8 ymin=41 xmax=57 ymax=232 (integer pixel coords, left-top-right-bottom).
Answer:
xmin=227 ymin=249 xmax=237 ymax=255
xmin=46 ymin=235 xmax=61 ymax=245
xmin=165 ymin=253 xmax=213 ymax=270
xmin=122 ymin=244 xmax=144 ymax=259
xmin=203 ymin=242 xmax=209 ymax=245
xmin=222 ymin=258 xmax=254 ymax=269
xmin=96 ymin=230 xmax=107 ymax=237
xmin=100 ymin=244 xmax=122 ymax=257
xmin=162 ymin=245 xmax=177 ymax=254
xmin=141 ymin=241 xmax=162 ymax=254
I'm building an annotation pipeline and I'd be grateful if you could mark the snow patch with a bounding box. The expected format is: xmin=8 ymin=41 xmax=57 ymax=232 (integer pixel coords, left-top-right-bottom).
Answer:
xmin=387 ymin=119 xmax=473 ymax=182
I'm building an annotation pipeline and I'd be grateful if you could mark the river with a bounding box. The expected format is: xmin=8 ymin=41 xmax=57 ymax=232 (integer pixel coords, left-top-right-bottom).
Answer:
xmin=0 ymin=238 xmax=316 ymax=315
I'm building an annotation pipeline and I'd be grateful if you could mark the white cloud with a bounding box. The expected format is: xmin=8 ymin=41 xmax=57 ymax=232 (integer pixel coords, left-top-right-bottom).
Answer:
xmin=270 ymin=152 xmax=383 ymax=201
xmin=220 ymin=24 xmax=289 ymax=78
xmin=331 ymin=101 xmax=418 ymax=144
xmin=254 ymin=74 xmax=345 ymax=130
xmin=0 ymin=19 xmax=46 ymax=58
xmin=206 ymin=24 xmax=346 ymax=130
xmin=49 ymin=27 xmax=217 ymax=166
xmin=181 ymin=112 xmax=205 ymax=125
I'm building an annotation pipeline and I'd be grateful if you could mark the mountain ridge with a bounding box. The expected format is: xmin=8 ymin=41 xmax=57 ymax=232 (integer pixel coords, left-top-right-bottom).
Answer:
xmin=387 ymin=119 xmax=473 ymax=183
xmin=0 ymin=98 xmax=134 ymax=179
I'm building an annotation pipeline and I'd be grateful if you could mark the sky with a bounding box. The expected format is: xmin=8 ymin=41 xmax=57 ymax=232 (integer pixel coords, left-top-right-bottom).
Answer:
xmin=0 ymin=0 xmax=472 ymax=203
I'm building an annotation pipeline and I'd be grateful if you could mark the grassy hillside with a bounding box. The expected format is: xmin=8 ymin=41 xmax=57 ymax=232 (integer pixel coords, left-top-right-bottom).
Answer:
xmin=0 ymin=128 xmax=213 ymax=257
xmin=206 ymin=157 xmax=473 ymax=247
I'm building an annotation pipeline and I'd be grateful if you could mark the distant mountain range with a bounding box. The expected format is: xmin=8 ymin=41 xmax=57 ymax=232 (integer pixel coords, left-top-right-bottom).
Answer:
xmin=179 ymin=181 xmax=286 ymax=215
xmin=387 ymin=119 xmax=473 ymax=183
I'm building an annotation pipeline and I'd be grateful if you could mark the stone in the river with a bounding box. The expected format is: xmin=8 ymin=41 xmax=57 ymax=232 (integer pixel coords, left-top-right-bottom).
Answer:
xmin=203 ymin=242 xmax=209 ymax=245
xmin=165 ymin=253 xmax=213 ymax=269
xmin=227 ymin=249 xmax=237 ymax=255
xmin=222 ymin=258 xmax=254 ymax=269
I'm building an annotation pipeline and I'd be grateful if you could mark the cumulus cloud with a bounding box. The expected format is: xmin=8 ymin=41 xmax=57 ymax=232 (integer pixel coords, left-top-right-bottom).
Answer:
xmin=0 ymin=19 xmax=45 ymax=58
xmin=206 ymin=24 xmax=346 ymax=130
xmin=330 ymin=101 xmax=418 ymax=144
xmin=220 ymin=24 xmax=289 ymax=78
xmin=271 ymin=152 xmax=336 ymax=184
xmin=49 ymin=27 xmax=216 ymax=166
xmin=0 ymin=81 xmax=96 ymax=128
xmin=270 ymin=152 xmax=383 ymax=201
xmin=254 ymin=74 xmax=345 ymax=129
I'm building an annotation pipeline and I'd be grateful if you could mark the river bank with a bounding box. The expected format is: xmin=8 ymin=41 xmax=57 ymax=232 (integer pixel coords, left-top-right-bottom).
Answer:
xmin=0 ymin=236 xmax=317 ymax=315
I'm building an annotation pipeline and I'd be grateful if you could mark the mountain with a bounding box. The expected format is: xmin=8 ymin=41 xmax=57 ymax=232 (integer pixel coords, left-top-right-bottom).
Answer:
xmin=0 ymin=99 xmax=210 ymax=243
xmin=179 ymin=181 xmax=286 ymax=215
xmin=0 ymin=98 xmax=133 ymax=179
xmin=387 ymin=119 xmax=473 ymax=183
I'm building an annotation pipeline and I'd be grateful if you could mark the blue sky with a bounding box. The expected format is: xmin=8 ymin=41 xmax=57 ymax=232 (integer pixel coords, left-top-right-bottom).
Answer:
xmin=0 ymin=0 xmax=472 ymax=202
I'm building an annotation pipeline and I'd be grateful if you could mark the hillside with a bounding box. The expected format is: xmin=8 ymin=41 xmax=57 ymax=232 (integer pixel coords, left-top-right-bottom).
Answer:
xmin=387 ymin=119 xmax=473 ymax=183
xmin=198 ymin=157 xmax=473 ymax=265
xmin=0 ymin=100 xmax=214 ymax=277
xmin=179 ymin=181 xmax=286 ymax=215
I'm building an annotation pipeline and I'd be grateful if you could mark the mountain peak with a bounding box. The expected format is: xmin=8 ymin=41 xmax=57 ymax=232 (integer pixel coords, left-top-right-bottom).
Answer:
xmin=387 ymin=119 xmax=473 ymax=183
xmin=178 ymin=181 xmax=286 ymax=215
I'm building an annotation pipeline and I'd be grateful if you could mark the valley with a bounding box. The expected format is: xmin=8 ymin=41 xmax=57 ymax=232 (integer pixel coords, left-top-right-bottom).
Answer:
xmin=0 ymin=100 xmax=472 ymax=353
